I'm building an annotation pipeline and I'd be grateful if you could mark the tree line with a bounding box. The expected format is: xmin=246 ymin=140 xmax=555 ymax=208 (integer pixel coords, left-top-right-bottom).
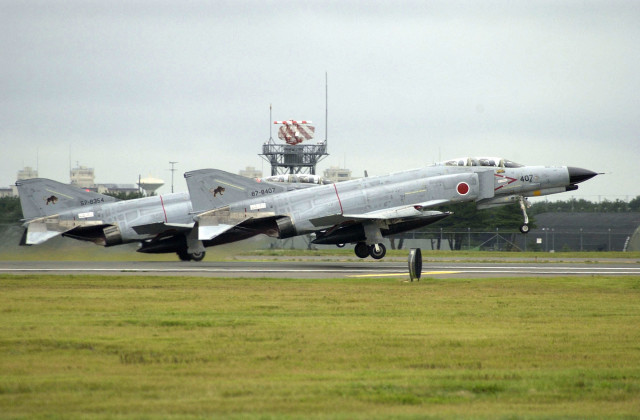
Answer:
xmin=530 ymin=197 xmax=640 ymax=213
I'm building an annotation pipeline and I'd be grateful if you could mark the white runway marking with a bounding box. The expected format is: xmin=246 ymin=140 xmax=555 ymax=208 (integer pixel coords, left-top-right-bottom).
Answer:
xmin=1 ymin=261 xmax=639 ymax=278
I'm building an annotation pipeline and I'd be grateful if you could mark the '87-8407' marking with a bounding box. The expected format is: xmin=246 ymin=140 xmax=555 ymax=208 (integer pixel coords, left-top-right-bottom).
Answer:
xmin=251 ymin=188 xmax=276 ymax=197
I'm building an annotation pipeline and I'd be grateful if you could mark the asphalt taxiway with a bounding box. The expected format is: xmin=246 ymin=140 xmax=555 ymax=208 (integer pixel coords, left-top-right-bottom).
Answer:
xmin=1 ymin=260 xmax=639 ymax=278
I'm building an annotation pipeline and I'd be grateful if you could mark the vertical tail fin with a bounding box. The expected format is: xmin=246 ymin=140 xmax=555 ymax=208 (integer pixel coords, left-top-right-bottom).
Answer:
xmin=16 ymin=178 xmax=118 ymax=220
xmin=184 ymin=169 xmax=288 ymax=213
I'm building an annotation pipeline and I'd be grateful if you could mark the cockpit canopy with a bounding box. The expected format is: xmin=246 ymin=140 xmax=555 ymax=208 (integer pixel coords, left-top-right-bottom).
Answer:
xmin=437 ymin=157 xmax=524 ymax=168
xmin=263 ymin=174 xmax=326 ymax=184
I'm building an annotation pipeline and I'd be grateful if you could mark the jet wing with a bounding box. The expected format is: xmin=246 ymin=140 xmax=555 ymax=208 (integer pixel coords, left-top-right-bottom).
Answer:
xmin=311 ymin=204 xmax=452 ymax=246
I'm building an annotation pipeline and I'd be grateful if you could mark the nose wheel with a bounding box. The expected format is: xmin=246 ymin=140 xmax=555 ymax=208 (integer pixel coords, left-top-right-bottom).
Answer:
xmin=519 ymin=196 xmax=530 ymax=234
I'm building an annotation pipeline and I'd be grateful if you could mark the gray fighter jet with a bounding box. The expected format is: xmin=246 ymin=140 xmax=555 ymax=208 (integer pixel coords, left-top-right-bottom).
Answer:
xmin=15 ymin=176 xmax=315 ymax=261
xmin=185 ymin=157 xmax=598 ymax=259
xmin=15 ymin=178 xmax=207 ymax=260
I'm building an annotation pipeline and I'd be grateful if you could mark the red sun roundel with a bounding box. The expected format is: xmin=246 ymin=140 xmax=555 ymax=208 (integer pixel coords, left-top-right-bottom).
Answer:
xmin=457 ymin=182 xmax=470 ymax=195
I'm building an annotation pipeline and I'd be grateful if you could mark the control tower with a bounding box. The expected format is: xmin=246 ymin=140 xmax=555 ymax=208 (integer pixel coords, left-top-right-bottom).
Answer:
xmin=260 ymin=120 xmax=328 ymax=176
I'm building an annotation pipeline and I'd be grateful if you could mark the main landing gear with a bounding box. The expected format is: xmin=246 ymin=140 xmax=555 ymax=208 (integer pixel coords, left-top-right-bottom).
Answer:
xmin=177 ymin=249 xmax=206 ymax=262
xmin=354 ymin=242 xmax=387 ymax=260
xmin=519 ymin=196 xmax=530 ymax=234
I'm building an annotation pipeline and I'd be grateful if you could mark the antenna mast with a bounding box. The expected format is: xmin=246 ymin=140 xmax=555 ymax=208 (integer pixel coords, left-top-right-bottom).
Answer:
xmin=169 ymin=161 xmax=178 ymax=193
xmin=325 ymin=72 xmax=328 ymax=147
xmin=269 ymin=104 xmax=273 ymax=140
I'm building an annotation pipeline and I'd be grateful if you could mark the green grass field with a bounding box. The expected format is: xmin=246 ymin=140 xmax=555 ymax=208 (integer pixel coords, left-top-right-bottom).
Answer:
xmin=1 ymin=274 xmax=640 ymax=419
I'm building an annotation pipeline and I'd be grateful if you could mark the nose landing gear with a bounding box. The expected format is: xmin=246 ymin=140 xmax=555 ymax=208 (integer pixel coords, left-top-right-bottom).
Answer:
xmin=519 ymin=196 xmax=531 ymax=234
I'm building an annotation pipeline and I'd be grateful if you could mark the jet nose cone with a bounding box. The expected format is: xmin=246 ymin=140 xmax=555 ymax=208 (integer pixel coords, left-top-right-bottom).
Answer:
xmin=568 ymin=167 xmax=598 ymax=184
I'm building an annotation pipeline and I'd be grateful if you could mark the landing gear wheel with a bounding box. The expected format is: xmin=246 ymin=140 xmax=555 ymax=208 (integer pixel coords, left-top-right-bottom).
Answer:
xmin=354 ymin=242 xmax=370 ymax=259
xmin=336 ymin=243 xmax=345 ymax=248
xmin=190 ymin=251 xmax=206 ymax=262
xmin=370 ymin=243 xmax=386 ymax=260
xmin=177 ymin=249 xmax=191 ymax=261
xmin=519 ymin=224 xmax=530 ymax=234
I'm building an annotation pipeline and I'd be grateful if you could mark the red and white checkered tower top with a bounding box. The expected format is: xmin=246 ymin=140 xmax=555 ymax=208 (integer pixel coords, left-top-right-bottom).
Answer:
xmin=273 ymin=120 xmax=315 ymax=145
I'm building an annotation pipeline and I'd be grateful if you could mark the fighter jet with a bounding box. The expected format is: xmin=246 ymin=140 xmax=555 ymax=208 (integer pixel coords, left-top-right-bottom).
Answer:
xmin=15 ymin=176 xmax=313 ymax=261
xmin=185 ymin=157 xmax=598 ymax=259
xmin=15 ymin=178 xmax=208 ymax=260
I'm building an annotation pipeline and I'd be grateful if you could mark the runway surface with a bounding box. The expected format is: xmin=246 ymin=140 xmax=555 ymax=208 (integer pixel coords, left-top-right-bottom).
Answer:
xmin=1 ymin=260 xmax=639 ymax=278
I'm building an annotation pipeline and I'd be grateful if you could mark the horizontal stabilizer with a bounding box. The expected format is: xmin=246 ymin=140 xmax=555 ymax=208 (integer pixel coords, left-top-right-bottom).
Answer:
xmin=198 ymin=224 xmax=235 ymax=240
xmin=21 ymin=215 xmax=108 ymax=245
xmin=25 ymin=223 xmax=64 ymax=245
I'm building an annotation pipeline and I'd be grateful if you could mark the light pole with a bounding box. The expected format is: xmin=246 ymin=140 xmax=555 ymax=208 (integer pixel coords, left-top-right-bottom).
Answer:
xmin=169 ymin=161 xmax=178 ymax=193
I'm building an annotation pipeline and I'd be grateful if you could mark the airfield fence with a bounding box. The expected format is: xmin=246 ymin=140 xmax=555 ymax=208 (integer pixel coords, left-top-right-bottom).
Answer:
xmin=388 ymin=228 xmax=635 ymax=252
xmin=274 ymin=228 xmax=636 ymax=252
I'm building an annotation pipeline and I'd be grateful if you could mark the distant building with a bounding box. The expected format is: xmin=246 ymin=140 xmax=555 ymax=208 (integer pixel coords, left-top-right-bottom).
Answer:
xmin=323 ymin=166 xmax=352 ymax=183
xmin=239 ymin=166 xmax=263 ymax=179
xmin=17 ymin=166 xmax=38 ymax=181
xmin=0 ymin=187 xmax=14 ymax=198
xmin=5 ymin=166 xmax=41 ymax=197
xmin=6 ymin=165 xmax=150 ymax=199
xmin=70 ymin=165 xmax=95 ymax=188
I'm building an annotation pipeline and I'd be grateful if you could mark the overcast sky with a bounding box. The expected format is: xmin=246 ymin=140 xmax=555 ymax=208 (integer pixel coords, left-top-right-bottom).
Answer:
xmin=1 ymin=0 xmax=639 ymax=200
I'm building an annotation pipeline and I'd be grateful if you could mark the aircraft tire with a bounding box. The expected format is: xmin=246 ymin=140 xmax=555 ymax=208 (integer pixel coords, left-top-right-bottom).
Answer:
xmin=336 ymin=243 xmax=345 ymax=248
xmin=190 ymin=251 xmax=206 ymax=262
xmin=354 ymin=242 xmax=370 ymax=258
xmin=177 ymin=249 xmax=191 ymax=261
xmin=370 ymin=243 xmax=386 ymax=260
xmin=520 ymin=224 xmax=530 ymax=234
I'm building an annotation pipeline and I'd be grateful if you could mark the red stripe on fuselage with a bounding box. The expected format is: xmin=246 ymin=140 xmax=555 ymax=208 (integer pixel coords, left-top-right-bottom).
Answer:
xmin=333 ymin=184 xmax=344 ymax=214
xmin=160 ymin=195 xmax=168 ymax=222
